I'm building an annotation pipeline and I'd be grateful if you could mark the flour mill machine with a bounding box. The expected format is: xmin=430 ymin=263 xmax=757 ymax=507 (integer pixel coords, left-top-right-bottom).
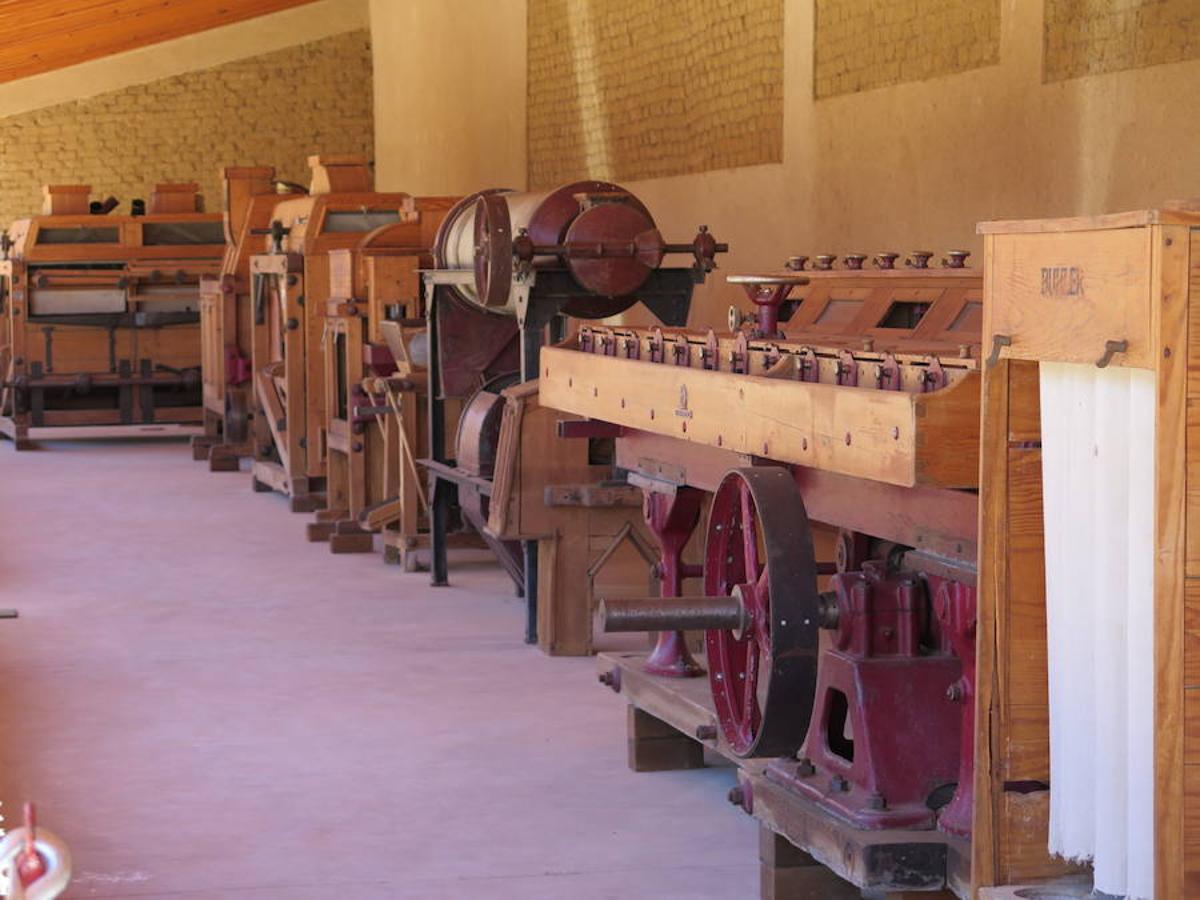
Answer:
xmin=539 ymin=251 xmax=984 ymax=895
xmin=419 ymin=181 xmax=725 ymax=642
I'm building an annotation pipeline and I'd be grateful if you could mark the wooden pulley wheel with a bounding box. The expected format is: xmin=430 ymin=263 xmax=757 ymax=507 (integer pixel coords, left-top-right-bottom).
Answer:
xmin=704 ymin=467 xmax=821 ymax=758
xmin=454 ymin=372 xmax=520 ymax=478
xmin=473 ymin=193 xmax=513 ymax=309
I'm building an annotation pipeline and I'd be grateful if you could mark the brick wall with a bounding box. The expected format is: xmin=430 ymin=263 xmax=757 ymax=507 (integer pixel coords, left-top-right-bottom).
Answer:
xmin=814 ymin=0 xmax=1000 ymax=99
xmin=0 ymin=29 xmax=373 ymax=224
xmin=526 ymin=0 xmax=783 ymax=188
xmin=1045 ymin=0 xmax=1200 ymax=82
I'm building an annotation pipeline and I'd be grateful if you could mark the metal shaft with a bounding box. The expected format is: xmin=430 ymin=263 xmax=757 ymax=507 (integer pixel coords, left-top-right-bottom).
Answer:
xmin=600 ymin=596 xmax=747 ymax=633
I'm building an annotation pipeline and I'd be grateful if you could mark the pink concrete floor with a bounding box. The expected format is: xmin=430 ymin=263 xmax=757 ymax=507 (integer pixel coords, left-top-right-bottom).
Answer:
xmin=0 ymin=439 xmax=757 ymax=898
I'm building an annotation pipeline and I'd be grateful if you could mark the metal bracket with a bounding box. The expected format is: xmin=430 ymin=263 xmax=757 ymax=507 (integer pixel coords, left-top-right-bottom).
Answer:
xmin=1096 ymin=339 xmax=1128 ymax=369
xmin=985 ymin=334 xmax=1012 ymax=368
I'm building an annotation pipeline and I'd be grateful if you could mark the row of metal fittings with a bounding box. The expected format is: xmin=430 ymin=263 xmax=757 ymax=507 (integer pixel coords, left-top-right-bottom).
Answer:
xmin=785 ymin=250 xmax=971 ymax=271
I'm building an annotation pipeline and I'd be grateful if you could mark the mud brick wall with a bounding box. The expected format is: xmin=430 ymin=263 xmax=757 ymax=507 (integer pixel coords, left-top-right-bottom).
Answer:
xmin=814 ymin=0 xmax=1001 ymax=99
xmin=526 ymin=0 xmax=784 ymax=188
xmin=0 ymin=29 xmax=373 ymax=224
xmin=1044 ymin=0 xmax=1200 ymax=82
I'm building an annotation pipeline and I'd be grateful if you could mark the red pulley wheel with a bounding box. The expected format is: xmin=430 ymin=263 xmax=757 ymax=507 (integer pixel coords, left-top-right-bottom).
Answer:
xmin=704 ymin=467 xmax=821 ymax=758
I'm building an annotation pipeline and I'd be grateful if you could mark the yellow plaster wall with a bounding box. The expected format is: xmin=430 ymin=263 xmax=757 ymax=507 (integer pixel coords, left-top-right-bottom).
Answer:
xmin=527 ymin=0 xmax=783 ymax=187
xmin=369 ymin=0 xmax=1200 ymax=327
xmin=369 ymin=0 xmax=527 ymax=196
xmin=814 ymin=0 xmax=1000 ymax=98
xmin=0 ymin=29 xmax=373 ymax=224
xmin=622 ymin=0 xmax=1200 ymax=326
xmin=1044 ymin=0 xmax=1200 ymax=82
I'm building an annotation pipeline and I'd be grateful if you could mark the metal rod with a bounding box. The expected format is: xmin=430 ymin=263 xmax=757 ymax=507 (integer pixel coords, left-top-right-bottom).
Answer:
xmin=600 ymin=596 xmax=747 ymax=633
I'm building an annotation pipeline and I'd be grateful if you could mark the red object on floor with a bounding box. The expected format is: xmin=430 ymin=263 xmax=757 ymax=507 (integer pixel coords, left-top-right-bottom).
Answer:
xmin=16 ymin=803 xmax=48 ymax=887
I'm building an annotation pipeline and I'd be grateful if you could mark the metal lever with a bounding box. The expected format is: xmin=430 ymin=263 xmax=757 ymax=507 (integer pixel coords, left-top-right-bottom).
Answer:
xmin=251 ymin=219 xmax=291 ymax=254
xmin=1096 ymin=339 xmax=1128 ymax=368
xmin=985 ymin=334 xmax=1012 ymax=368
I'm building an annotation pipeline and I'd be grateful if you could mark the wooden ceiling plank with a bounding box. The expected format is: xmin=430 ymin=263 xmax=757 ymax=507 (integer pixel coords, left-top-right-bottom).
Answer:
xmin=0 ymin=0 xmax=319 ymax=84
xmin=0 ymin=0 xmax=295 ymax=48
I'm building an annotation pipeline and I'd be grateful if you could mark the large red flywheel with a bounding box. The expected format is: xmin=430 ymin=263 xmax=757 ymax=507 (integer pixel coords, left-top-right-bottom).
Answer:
xmin=704 ymin=467 xmax=821 ymax=758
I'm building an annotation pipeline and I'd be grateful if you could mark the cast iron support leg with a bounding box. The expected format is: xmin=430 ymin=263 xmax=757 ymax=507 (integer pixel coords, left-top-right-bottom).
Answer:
xmin=430 ymin=479 xmax=450 ymax=587
xmin=428 ymin=288 xmax=449 ymax=587
xmin=523 ymin=541 xmax=538 ymax=644
xmin=519 ymin=319 xmax=546 ymax=640
xmin=642 ymin=487 xmax=705 ymax=677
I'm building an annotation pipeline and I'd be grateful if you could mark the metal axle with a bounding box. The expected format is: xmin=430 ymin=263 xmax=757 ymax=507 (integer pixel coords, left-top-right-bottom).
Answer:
xmin=600 ymin=595 xmax=748 ymax=634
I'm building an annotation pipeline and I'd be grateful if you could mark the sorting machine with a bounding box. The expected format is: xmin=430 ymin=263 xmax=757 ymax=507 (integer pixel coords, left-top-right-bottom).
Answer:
xmin=973 ymin=204 xmax=1200 ymax=899
xmin=312 ymin=198 xmax=455 ymax=559
xmin=246 ymin=156 xmax=414 ymax=512
xmin=0 ymin=183 xmax=224 ymax=448
xmin=539 ymin=251 xmax=985 ymax=894
xmin=419 ymin=181 xmax=725 ymax=643
xmin=194 ymin=166 xmax=305 ymax=470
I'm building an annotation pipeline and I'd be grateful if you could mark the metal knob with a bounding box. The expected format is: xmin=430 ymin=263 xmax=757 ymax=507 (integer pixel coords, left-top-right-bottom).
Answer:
xmin=727 ymin=305 xmax=753 ymax=332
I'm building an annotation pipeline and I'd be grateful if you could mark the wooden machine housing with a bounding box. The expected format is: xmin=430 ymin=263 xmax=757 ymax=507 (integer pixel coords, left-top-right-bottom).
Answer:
xmin=311 ymin=198 xmax=455 ymax=559
xmin=247 ymin=156 xmax=414 ymax=512
xmin=194 ymin=166 xmax=305 ymax=470
xmin=974 ymin=207 xmax=1200 ymax=897
xmin=0 ymin=183 xmax=224 ymax=447
xmin=486 ymin=379 xmax=659 ymax=655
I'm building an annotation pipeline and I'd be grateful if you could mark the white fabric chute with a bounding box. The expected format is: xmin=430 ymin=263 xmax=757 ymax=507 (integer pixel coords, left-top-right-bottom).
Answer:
xmin=1039 ymin=360 xmax=1155 ymax=899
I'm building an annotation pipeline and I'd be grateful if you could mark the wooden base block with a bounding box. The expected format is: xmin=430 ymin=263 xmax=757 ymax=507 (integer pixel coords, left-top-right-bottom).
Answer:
xmin=290 ymin=493 xmax=325 ymax=514
xmin=191 ymin=435 xmax=215 ymax=460
xmin=626 ymin=706 xmax=704 ymax=772
xmin=977 ymin=882 xmax=1091 ymax=900
xmin=760 ymin=825 xmax=861 ymax=899
xmin=306 ymin=522 xmax=335 ymax=542
xmin=208 ymin=452 xmax=240 ymax=472
xmin=330 ymin=532 xmax=374 ymax=554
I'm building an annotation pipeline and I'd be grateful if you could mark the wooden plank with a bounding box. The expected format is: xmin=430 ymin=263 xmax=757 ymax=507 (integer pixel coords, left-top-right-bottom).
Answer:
xmin=978 ymin=207 xmax=1200 ymax=235
xmin=987 ymin=228 xmax=1154 ymax=370
xmin=1187 ymin=579 xmax=1200 ymax=686
xmin=0 ymin=0 xmax=321 ymax=83
xmin=1006 ymin=360 xmax=1041 ymax=442
xmin=1185 ymin=236 xmax=1200 ymax=572
xmin=1186 ymin=763 xmax=1200 ymax=893
xmin=972 ymin=335 xmax=1012 ymax=891
xmin=25 ymin=423 xmax=202 ymax=440
xmin=997 ymin=791 xmax=1083 ymax=882
xmin=1156 ymin=225 xmax=1193 ymax=899
xmin=540 ymin=345 xmax=979 ymax=489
